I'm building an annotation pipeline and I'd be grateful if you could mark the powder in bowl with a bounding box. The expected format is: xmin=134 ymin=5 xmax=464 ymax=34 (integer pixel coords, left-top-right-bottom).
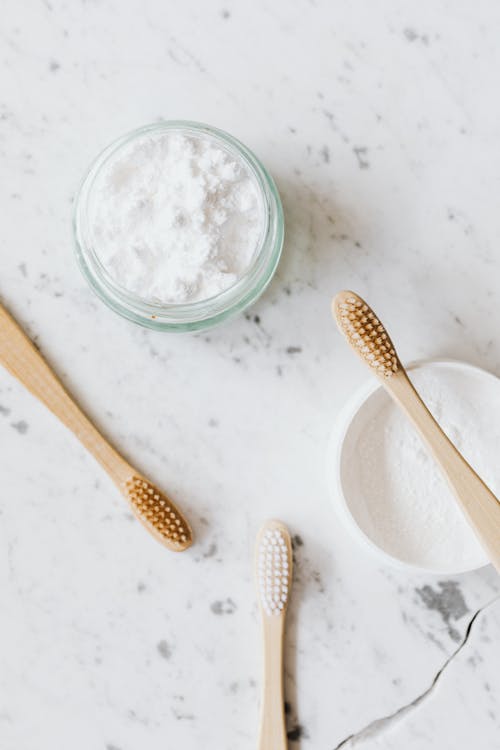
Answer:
xmin=337 ymin=361 xmax=498 ymax=572
xmin=87 ymin=129 xmax=266 ymax=304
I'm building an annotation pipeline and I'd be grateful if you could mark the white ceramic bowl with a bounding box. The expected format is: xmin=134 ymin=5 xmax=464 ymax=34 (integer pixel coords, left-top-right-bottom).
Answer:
xmin=327 ymin=360 xmax=495 ymax=575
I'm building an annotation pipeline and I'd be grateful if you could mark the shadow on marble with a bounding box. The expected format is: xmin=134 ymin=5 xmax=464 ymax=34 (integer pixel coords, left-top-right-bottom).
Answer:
xmin=266 ymin=173 xmax=370 ymax=300
xmin=284 ymin=529 xmax=331 ymax=747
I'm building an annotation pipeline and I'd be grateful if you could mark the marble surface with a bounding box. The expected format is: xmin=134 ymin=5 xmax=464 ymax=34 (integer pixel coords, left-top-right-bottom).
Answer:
xmin=1 ymin=1 xmax=500 ymax=748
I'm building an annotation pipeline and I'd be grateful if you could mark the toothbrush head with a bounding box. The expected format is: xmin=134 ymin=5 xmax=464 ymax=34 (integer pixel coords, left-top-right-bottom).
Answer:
xmin=125 ymin=475 xmax=193 ymax=551
xmin=332 ymin=290 xmax=401 ymax=379
xmin=256 ymin=521 xmax=293 ymax=617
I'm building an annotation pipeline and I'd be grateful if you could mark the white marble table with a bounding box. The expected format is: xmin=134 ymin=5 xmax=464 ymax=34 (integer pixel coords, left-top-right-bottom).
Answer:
xmin=1 ymin=2 xmax=500 ymax=748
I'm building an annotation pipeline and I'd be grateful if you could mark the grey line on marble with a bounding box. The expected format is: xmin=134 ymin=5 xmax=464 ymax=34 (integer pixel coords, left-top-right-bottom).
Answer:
xmin=203 ymin=542 xmax=218 ymax=558
xmin=210 ymin=598 xmax=236 ymax=615
xmin=415 ymin=580 xmax=468 ymax=642
xmin=403 ymin=27 xmax=429 ymax=45
xmin=157 ymin=640 xmax=172 ymax=660
xmin=287 ymin=723 xmax=308 ymax=742
xmin=331 ymin=596 xmax=500 ymax=750
xmin=353 ymin=147 xmax=369 ymax=169
xmin=285 ymin=699 xmax=309 ymax=743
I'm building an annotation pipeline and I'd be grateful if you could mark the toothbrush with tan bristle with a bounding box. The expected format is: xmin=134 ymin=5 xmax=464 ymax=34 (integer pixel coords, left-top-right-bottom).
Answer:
xmin=255 ymin=520 xmax=293 ymax=750
xmin=332 ymin=290 xmax=500 ymax=572
xmin=0 ymin=302 xmax=192 ymax=551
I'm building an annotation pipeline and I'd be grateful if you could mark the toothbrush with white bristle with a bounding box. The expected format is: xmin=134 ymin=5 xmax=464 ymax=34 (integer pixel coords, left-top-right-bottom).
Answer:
xmin=255 ymin=520 xmax=293 ymax=750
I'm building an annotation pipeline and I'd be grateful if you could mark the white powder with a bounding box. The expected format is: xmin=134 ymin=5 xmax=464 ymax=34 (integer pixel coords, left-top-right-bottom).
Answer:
xmin=88 ymin=130 xmax=265 ymax=303
xmin=340 ymin=362 xmax=500 ymax=570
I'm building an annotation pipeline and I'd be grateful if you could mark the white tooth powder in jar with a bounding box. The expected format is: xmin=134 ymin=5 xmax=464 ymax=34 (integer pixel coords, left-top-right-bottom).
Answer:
xmin=329 ymin=361 xmax=500 ymax=573
xmin=90 ymin=131 xmax=263 ymax=303
xmin=74 ymin=122 xmax=284 ymax=331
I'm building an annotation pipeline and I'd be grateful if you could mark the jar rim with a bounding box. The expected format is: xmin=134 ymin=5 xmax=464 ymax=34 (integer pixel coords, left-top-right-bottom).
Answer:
xmin=73 ymin=120 xmax=284 ymax=332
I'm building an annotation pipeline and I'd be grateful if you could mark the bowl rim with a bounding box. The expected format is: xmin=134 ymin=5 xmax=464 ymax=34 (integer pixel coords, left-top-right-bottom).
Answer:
xmin=327 ymin=358 xmax=494 ymax=575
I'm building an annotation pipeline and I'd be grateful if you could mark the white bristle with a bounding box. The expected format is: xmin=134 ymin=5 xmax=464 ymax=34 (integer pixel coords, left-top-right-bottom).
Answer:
xmin=257 ymin=527 xmax=291 ymax=617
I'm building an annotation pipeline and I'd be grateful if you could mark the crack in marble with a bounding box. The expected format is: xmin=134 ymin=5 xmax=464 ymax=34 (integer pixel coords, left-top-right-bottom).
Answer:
xmin=332 ymin=596 xmax=500 ymax=749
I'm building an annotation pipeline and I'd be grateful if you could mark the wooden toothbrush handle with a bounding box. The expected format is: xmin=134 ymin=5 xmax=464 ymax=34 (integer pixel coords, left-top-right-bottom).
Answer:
xmin=387 ymin=370 xmax=500 ymax=571
xmin=0 ymin=303 xmax=130 ymax=485
xmin=258 ymin=617 xmax=287 ymax=750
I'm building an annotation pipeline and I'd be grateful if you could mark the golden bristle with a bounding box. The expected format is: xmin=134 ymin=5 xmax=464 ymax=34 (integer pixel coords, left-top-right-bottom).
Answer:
xmin=125 ymin=476 xmax=192 ymax=550
xmin=333 ymin=291 xmax=400 ymax=378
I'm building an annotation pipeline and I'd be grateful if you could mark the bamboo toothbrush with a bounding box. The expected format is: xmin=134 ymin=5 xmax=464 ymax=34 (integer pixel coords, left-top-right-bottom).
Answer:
xmin=0 ymin=302 xmax=192 ymax=551
xmin=255 ymin=520 xmax=293 ymax=750
xmin=333 ymin=290 xmax=500 ymax=572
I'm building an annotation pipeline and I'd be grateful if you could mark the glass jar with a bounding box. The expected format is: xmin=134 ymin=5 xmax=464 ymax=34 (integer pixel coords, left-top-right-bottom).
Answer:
xmin=73 ymin=121 xmax=284 ymax=332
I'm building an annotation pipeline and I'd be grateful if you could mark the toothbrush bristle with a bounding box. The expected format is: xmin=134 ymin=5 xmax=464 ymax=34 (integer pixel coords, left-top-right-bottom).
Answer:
xmin=125 ymin=476 xmax=192 ymax=550
xmin=257 ymin=526 xmax=291 ymax=617
xmin=333 ymin=291 xmax=400 ymax=378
